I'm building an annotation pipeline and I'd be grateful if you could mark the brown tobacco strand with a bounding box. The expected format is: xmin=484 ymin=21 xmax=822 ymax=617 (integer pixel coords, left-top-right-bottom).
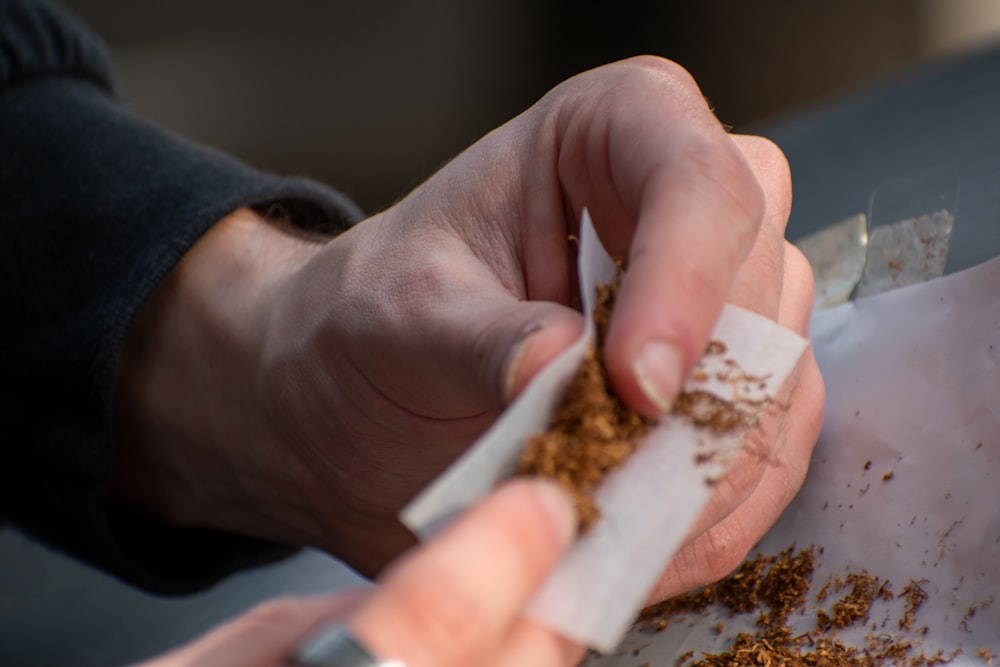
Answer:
xmin=899 ymin=580 xmax=929 ymax=631
xmin=516 ymin=269 xmax=650 ymax=532
xmin=633 ymin=546 xmax=948 ymax=667
xmin=670 ymin=390 xmax=756 ymax=434
xmin=516 ymin=266 xmax=761 ymax=532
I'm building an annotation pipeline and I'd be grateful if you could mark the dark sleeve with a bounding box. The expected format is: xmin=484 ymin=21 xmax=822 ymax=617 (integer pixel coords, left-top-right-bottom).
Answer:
xmin=0 ymin=0 xmax=365 ymax=594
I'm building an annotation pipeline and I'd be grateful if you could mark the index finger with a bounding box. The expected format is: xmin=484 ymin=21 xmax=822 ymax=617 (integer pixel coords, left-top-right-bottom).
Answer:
xmin=599 ymin=76 xmax=767 ymax=417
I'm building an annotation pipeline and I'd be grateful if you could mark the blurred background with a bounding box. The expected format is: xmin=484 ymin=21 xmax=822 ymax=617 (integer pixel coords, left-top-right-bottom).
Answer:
xmin=62 ymin=0 xmax=1000 ymax=215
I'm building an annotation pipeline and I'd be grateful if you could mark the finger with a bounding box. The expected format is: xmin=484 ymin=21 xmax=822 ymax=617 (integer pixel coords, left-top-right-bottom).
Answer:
xmin=507 ymin=143 xmax=783 ymax=405
xmin=620 ymin=134 xmax=798 ymax=595
xmin=349 ymin=479 xmax=576 ymax=667
xmin=136 ymin=590 xmax=369 ymax=667
xmin=500 ymin=303 xmax=586 ymax=402
xmin=677 ymin=241 xmax=816 ymax=542
xmin=615 ymin=139 xmax=795 ymax=566
xmin=646 ymin=249 xmax=821 ymax=601
xmin=777 ymin=242 xmax=816 ymax=335
xmin=601 ymin=127 xmax=767 ymax=418
xmin=548 ymin=59 xmax=766 ymax=418
xmin=731 ymin=135 xmax=793 ymax=234
xmin=412 ymin=291 xmax=584 ymax=409
xmin=444 ymin=295 xmax=585 ymax=407
xmin=299 ymin=290 xmax=583 ymax=577
xmin=695 ymin=244 xmax=818 ymax=542
xmin=724 ymin=136 xmax=793 ymax=317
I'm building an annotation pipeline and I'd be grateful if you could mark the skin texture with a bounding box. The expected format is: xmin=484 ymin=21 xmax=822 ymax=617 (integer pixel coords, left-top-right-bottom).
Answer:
xmin=114 ymin=56 xmax=824 ymax=665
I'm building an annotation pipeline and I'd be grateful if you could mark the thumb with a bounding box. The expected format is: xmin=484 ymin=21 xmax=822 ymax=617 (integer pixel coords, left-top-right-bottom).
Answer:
xmin=350 ymin=478 xmax=578 ymax=667
xmin=376 ymin=279 xmax=583 ymax=417
xmin=494 ymin=302 xmax=584 ymax=403
xmin=438 ymin=297 xmax=582 ymax=410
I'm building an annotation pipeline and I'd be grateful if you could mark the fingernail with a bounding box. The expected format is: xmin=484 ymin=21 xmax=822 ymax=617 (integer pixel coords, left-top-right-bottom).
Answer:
xmin=502 ymin=322 xmax=543 ymax=403
xmin=529 ymin=479 xmax=577 ymax=549
xmin=633 ymin=340 xmax=683 ymax=413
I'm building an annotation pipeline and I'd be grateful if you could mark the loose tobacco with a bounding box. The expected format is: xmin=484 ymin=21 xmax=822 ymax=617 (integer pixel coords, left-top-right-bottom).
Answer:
xmin=633 ymin=546 xmax=952 ymax=667
xmin=516 ymin=269 xmax=649 ymax=531
xmin=516 ymin=267 xmax=769 ymax=532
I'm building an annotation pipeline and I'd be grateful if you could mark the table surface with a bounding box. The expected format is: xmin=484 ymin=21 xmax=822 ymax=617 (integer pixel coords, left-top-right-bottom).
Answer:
xmin=6 ymin=42 xmax=1000 ymax=667
xmin=760 ymin=42 xmax=1000 ymax=270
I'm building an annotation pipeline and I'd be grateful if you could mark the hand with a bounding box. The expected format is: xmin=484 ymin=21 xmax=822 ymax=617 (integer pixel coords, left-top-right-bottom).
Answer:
xmin=135 ymin=480 xmax=583 ymax=667
xmin=114 ymin=56 xmax=824 ymax=597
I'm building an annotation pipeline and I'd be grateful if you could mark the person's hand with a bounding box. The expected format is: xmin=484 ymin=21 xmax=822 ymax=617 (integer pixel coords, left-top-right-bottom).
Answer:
xmin=114 ymin=55 xmax=824 ymax=599
xmin=136 ymin=480 xmax=583 ymax=667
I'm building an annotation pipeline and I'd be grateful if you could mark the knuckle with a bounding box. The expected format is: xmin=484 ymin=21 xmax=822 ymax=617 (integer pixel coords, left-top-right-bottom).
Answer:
xmin=799 ymin=358 xmax=827 ymax=442
xmin=738 ymin=135 xmax=791 ymax=180
xmin=785 ymin=243 xmax=817 ymax=300
xmin=623 ymin=55 xmax=699 ymax=89
xmin=777 ymin=241 xmax=820 ymax=334
xmin=383 ymin=255 xmax=453 ymax=315
xmin=582 ymin=55 xmax=703 ymax=109
xmin=759 ymin=138 xmax=792 ymax=184
xmin=743 ymin=137 xmax=793 ymax=227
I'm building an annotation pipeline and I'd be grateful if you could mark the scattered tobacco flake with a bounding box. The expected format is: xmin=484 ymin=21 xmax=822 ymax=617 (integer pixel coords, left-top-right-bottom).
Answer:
xmin=757 ymin=547 xmax=815 ymax=627
xmin=632 ymin=545 xmax=955 ymax=667
xmin=670 ymin=345 xmax=770 ymax=437
xmin=961 ymin=596 xmax=994 ymax=632
xmin=670 ymin=390 xmax=756 ymax=434
xmin=899 ymin=580 xmax=929 ymax=631
xmin=706 ymin=340 xmax=727 ymax=355
xmin=818 ymin=571 xmax=892 ymax=632
xmin=516 ymin=269 xmax=650 ymax=531
xmin=636 ymin=548 xmax=813 ymax=633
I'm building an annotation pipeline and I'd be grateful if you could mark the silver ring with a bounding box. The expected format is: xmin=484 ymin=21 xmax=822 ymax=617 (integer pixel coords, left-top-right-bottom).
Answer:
xmin=290 ymin=624 xmax=406 ymax=667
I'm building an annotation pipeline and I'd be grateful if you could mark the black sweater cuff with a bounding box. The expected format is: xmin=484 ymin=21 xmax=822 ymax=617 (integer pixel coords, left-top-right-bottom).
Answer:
xmin=0 ymin=7 xmax=363 ymax=593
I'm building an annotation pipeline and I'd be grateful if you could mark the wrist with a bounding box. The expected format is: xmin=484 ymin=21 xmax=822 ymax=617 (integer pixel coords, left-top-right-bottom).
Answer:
xmin=111 ymin=207 xmax=323 ymax=544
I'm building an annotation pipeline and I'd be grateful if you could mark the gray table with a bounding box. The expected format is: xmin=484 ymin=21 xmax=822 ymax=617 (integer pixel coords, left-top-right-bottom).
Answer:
xmin=5 ymin=42 xmax=1000 ymax=667
xmin=760 ymin=43 xmax=1000 ymax=270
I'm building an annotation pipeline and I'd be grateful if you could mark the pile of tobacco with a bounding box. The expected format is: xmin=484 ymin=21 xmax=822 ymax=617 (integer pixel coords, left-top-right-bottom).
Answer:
xmin=516 ymin=270 xmax=759 ymax=532
xmin=633 ymin=546 xmax=957 ymax=667
xmin=516 ymin=271 xmax=649 ymax=531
